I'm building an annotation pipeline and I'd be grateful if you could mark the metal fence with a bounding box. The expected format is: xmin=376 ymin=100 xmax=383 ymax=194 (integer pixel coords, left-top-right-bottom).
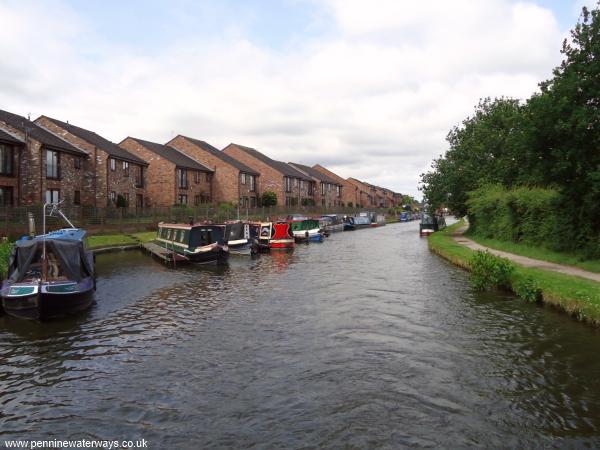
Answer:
xmin=0 ymin=205 xmax=397 ymax=237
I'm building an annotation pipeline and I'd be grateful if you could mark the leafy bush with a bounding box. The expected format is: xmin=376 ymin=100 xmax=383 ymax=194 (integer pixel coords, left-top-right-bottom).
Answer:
xmin=116 ymin=194 xmax=127 ymax=208
xmin=513 ymin=276 xmax=543 ymax=303
xmin=469 ymin=250 xmax=515 ymax=291
xmin=348 ymin=202 xmax=353 ymax=208
xmin=261 ymin=191 xmax=277 ymax=207
xmin=0 ymin=240 xmax=13 ymax=279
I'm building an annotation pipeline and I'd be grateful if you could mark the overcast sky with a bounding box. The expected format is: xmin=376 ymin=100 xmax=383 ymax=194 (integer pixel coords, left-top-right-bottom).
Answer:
xmin=0 ymin=0 xmax=594 ymax=197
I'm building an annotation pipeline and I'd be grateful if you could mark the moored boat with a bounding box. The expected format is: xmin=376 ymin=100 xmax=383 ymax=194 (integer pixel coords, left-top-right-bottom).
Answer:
xmin=353 ymin=215 xmax=372 ymax=229
xmin=0 ymin=204 xmax=96 ymax=320
xmin=319 ymin=214 xmax=344 ymax=233
xmin=343 ymin=216 xmax=356 ymax=231
xmin=268 ymin=221 xmax=295 ymax=249
xmin=419 ymin=213 xmax=442 ymax=237
xmin=289 ymin=219 xmax=324 ymax=242
xmin=225 ymin=221 xmax=259 ymax=256
xmin=156 ymin=222 xmax=229 ymax=264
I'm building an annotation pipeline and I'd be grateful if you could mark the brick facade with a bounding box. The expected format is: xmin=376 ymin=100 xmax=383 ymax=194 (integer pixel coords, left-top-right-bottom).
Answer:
xmin=0 ymin=111 xmax=88 ymax=206
xmin=167 ymin=135 xmax=260 ymax=206
xmin=311 ymin=164 xmax=361 ymax=207
xmin=35 ymin=116 xmax=147 ymax=207
xmin=289 ymin=162 xmax=342 ymax=208
xmin=223 ymin=143 xmax=314 ymax=207
xmin=119 ymin=137 xmax=213 ymax=207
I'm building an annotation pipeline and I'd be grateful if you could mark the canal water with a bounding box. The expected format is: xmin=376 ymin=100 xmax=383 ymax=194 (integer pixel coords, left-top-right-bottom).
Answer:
xmin=2 ymin=221 xmax=600 ymax=448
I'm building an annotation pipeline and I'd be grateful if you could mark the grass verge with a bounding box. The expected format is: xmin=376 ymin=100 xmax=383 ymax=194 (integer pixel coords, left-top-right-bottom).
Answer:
xmin=88 ymin=231 xmax=156 ymax=250
xmin=429 ymin=221 xmax=600 ymax=326
xmin=465 ymin=233 xmax=600 ymax=274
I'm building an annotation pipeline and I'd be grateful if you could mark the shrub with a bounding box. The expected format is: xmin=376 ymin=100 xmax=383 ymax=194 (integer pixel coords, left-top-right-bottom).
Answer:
xmin=469 ymin=250 xmax=515 ymax=291
xmin=513 ymin=276 xmax=543 ymax=303
xmin=348 ymin=202 xmax=353 ymax=208
xmin=0 ymin=240 xmax=13 ymax=279
xmin=261 ymin=191 xmax=277 ymax=207
xmin=116 ymin=194 xmax=127 ymax=208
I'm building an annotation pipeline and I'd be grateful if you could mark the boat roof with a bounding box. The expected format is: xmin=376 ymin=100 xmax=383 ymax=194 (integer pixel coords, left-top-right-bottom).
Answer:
xmin=159 ymin=222 xmax=226 ymax=230
xmin=18 ymin=228 xmax=87 ymax=243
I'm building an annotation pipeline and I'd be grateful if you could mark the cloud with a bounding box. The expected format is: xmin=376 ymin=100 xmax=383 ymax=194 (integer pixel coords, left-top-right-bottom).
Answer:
xmin=0 ymin=0 xmax=572 ymax=197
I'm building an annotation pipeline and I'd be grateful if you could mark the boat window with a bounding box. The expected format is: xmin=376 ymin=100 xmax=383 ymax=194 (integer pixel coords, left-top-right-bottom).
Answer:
xmin=182 ymin=230 xmax=190 ymax=243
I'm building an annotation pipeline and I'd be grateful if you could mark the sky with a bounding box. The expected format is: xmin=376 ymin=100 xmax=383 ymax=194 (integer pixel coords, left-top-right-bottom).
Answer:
xmin=0 ymin=0 xmax=595 ymax=198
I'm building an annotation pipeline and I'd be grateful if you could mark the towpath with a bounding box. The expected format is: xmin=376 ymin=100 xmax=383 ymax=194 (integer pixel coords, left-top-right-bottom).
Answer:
xmin=452 ymin=223 xmax=600 ymax=283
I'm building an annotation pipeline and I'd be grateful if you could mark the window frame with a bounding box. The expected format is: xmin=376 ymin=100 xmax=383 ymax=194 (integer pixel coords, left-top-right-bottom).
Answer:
xmin=46 ymin=150 xmax=60 ymax=180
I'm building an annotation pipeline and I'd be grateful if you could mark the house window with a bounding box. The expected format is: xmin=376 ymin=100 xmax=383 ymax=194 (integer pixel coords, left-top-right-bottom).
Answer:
xmin=123 ymin=161 xmax=129 ymax=176
xmin=123 ymin=193 xmax=129 ymax=207
xmin=177 ymin=169 xmax=188 ymax=189
xmin=0 ymin=186 xmax=13 ymax=206
xmin=308 ymin=182 xmax=314 ymax=196
xmin=206 ymin=173 xmax=211 ymax=182
xmin=74 ymin=190 xmax=81 ymax=205
xmin=178 ymin=194 xmax=188 ymax=205
xmin=336 ymin=185 xmax=341 ymax=197
xmin=46 ymin=189 xmax=60 ymax=204
xmin=136 ymin=194 xmax=143 ymax=208
xmin=46 ymin=150 xmax=59 ymax=179
xmin=321 ymin=199 xmax=325 ymax=206
xmin=249 ymin=175 xmax=255 ymax=192
xmin=300 ymin=180 xmax=305 ymax=190
xmin=250 ymin=196 xmax=256 ymax=207
xmin=110 ymin=158 xmax=116 ymax=171
xmin=194 ymin=195 xmax=200 ymax=206
xmin=321 ymin=182 xmax=325 ymax=196
xmin=135 ymin=166 xmax=144 ymax=187
xmin=284 ymin=177 xmax=292 ymax=193
xmin=293 ymin=178 xmax=298 ymax=188
xmin=74 ymin=157 xmax=81 ymax=170
xmin=0 ymin=145 xmax=13 ymax=176
xmin=240 ymin=173 xmax=246 ymax=185
xmin=194 ymin=171 xmax=200 ymax=184
xmin=110 ymin=191 xmax=116 ymax=203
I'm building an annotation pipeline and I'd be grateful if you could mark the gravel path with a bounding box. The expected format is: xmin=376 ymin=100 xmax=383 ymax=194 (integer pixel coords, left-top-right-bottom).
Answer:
xmin=452 ymin=225 xmax=600 ymax=283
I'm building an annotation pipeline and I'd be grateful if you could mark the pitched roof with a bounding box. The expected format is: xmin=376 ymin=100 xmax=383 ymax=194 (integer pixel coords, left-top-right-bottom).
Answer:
xmin=0 ymin=128 xmax=23 ymax=145
xmin=41 ymin=116 xmax=147 ymax=165
xmin=178 ymin=136 xmax=259 ymax=175
xmin=228 ymin=143 xmax=311 ymax=180
xmin=128 ymin=137 xmax=213 ymax=172
xmin=0 ymin=109 xmax=87 ymax=156
xmin=288 ymin=162 xmax=340 ymax=185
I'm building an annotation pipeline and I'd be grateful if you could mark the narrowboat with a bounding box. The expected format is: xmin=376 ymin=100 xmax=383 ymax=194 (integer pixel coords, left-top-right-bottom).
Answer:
xmin=399 ymin=212 xmax=410 ymax=222
xmin=353 ymin=215 xmax=372 ymax=229
xmin=419 ymin=213 xmax=446 ymax=237
xmin=374 ymin=214 xmax=386 ymax=227
xmin=268 ymin=221 xmax=295 ymax=249
xmin=320 ymin=215 xmax=344 ymax=233
xmin=343 ymin=216 xmax=356 ymax=231
xmin=225 ymin=221 xmax=259 ymax=256
xmin=156 ymin=222 xmax=229 ymax=264
xmin=289 ymin=219 xmax=324 ymax=242
xmin=0 ymin=204 xmax=95 ymax=320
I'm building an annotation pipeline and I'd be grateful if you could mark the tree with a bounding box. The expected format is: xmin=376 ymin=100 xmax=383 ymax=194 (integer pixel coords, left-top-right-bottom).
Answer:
xmin=261 ymin=191 xmax=277 ymax=207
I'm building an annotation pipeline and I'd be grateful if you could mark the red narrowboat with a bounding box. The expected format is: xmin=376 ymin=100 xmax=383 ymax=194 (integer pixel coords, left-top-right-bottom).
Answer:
xmin=268 ymin=221 xmax=295 ymax=249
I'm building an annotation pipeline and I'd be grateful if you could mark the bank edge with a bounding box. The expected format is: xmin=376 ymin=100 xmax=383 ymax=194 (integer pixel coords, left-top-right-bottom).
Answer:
xmin=428 ymin=221 xmax=600 ymax=327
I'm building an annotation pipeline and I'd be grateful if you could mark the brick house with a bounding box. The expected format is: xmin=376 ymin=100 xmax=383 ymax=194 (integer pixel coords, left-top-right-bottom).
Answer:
xmin=0 ymin=109 xmax=89 ymax=206
xmin=311 ymin=164 xmax=359 ymax=207
xmin=167 ymin=135 xmax=260 ymax=207
xmin=222 ymin=143 xmax=314 ymax=206
xmin=288 ymin=162 xmax=342 ymax=207
xmin=347 ymin=178 xmax=376 ymax=208
xmin=35 ymin=116 xmax=149 ymax=208
xmin=119 ymin=137 xmax=213 ymax=207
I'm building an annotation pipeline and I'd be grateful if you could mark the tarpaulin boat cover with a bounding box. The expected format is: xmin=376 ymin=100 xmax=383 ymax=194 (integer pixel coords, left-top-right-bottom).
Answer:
xmin=8 ymin=238 xmax=93 ymax=283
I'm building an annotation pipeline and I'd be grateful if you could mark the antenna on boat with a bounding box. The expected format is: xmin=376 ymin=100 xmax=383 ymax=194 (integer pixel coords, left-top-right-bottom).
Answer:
xmin=47 ymin=200 xmax=75 ymax=228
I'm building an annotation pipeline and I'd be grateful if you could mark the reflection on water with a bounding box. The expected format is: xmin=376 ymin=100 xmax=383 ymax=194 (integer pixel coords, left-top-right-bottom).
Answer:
xmin=2 ymin=223 xmax=600 ymax=448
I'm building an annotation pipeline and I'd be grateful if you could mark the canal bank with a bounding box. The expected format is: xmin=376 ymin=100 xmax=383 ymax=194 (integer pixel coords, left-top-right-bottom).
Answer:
xmin=429 ymin=221 xmax=600 ymax=326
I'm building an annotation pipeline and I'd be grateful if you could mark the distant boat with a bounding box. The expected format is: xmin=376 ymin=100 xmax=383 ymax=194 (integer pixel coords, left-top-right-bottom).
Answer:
xmin=0 ymin=203 xmax=96 ymax=320
xmin=289 ymin=219 xmax=324 ymax=242
xmin=419 ymin=213 xmax=446 ymax=236
xmin=156 ymin=222 xmax=229 ymax=264
xmin=399 ymin=212 xmax=410 ymax=222
xmin=319 ymin=214 xmax=344 ymax=233
xmin=353 ymin=215 xmax=372 ymax=229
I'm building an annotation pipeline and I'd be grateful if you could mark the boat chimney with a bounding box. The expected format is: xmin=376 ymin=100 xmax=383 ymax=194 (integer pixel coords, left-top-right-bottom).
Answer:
xmin=27 ymin=212 xmax=36 ymax=238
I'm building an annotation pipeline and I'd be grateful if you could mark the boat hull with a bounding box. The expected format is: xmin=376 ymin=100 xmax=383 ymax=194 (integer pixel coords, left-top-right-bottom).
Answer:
xmin=1 ymin=279 xmax=95 ymax=320
xmin=228 ymin=241 xmax=257 ymax=256
xmin=270 ymin=239 xmax=295 ymax=249
xmin=187 ymin=247 xmax=229 ymax=264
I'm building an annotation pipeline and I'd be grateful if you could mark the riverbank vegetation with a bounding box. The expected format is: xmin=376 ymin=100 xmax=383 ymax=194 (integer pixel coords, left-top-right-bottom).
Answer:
xmin=429 ymin=223 xmax=600 ymax=325
xmin=0 ymin=241 xmax=12 ymax=279
xmin=88 ymin=232 xmax=156 ymax=250
xmin=421 ymin=6 xmax=600 ymax=261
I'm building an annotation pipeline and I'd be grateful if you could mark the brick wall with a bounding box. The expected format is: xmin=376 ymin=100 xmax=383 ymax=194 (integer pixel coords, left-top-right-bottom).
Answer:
xmin=119 ymin=138 xmax=176 ymax=207
xmin=223 ymin=144 xmax=286 ymax=206
xmin=312 ymin=165 xmax=359 ymax=207
xmin=0 ymin=120 xmax=86 ymax=206
xmin=35 ymin=117 xmax=146 ymax=207
xmin=168 ymin=136 xmax=258 ymax=205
